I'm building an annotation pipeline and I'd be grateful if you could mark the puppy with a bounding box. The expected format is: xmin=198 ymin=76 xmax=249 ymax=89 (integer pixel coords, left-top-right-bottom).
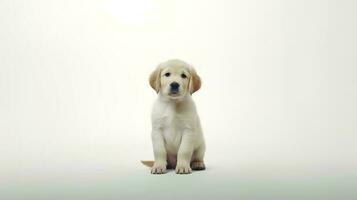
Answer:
xmin=142 ymin=59 xmax=206 ymax=174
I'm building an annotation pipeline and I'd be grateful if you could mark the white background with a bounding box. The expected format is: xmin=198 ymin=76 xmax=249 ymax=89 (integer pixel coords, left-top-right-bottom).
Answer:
xmin=1 ymin=0 xmax=356 ymax=199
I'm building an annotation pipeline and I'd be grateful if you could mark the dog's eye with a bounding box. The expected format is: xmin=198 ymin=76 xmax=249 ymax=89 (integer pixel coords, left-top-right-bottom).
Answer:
xmin=164 ymin=72 xmax=171 ymax=77
xmin=181 ymin=74 xmax=187 ymax=79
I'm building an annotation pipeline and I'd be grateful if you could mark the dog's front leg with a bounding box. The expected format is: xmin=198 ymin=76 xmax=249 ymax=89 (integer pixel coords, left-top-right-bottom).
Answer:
xmin=151 ymin=129 xmax=167 ymax=174
xmin=176 ymin=132 xmax=194 ymax=174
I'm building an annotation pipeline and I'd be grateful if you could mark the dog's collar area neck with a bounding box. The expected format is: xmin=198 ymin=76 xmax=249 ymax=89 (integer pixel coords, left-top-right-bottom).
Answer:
xmin=158 ymin=92 xmax=191 ymax=103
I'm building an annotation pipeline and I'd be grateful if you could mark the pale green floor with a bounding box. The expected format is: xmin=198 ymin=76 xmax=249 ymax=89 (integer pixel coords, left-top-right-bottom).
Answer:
xmin=2 ymin=165 xmax=357 ymax=200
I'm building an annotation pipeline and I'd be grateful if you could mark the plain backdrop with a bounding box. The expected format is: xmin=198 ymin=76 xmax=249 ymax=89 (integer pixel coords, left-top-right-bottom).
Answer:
xmin=0 ymin=0 xmax=356 ymax=199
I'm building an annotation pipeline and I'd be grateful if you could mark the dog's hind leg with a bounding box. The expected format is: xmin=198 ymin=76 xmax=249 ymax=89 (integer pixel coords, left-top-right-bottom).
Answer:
xmin=191 ymin=144 xmax=206 ymax=170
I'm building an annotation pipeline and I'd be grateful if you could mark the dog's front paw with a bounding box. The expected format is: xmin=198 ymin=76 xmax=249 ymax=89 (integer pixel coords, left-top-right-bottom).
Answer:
xmin=175 ymin=164 xmax=192 ymax=174
xmin=151 ymin=162 xmax=167 ymax=174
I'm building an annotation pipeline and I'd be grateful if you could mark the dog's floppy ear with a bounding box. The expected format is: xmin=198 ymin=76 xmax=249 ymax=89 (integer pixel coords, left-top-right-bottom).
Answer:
xmin=149 ymin=66 xmax=161 ymax=93
xmin=189 ymin=67 xmax=201 ymax=94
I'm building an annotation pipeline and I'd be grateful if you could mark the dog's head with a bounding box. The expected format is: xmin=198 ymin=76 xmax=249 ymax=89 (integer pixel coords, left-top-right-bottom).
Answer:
xmin=149 ymin=59 xmax=201 ymax=100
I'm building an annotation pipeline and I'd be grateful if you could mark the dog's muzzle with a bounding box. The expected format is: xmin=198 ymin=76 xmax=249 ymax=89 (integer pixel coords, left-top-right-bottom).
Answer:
xmin=169 ymin=82 xmax=180 ymax=94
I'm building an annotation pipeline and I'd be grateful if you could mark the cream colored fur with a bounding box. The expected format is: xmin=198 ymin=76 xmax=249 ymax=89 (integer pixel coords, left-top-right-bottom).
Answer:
xmin=144 ymin=59 xmax=206 ymax=174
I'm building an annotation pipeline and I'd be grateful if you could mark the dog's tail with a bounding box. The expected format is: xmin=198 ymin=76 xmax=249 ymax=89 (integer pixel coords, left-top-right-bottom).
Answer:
xmin=141 ymin=160 xmax=154 ymax=167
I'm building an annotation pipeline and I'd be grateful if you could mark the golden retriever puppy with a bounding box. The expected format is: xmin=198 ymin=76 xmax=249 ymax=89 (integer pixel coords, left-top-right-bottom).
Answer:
xmin=143 ymin=59 xmax=206 ymax=174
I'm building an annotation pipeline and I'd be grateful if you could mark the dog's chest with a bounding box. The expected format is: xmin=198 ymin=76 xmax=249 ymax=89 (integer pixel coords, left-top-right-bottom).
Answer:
xmin=159 ymin=108 xmax=186 ymax=153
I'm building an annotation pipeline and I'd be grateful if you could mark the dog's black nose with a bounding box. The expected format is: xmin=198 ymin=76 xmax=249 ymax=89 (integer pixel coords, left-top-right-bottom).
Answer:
xmin=170 ymin=82 xmax=180 ymax=91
